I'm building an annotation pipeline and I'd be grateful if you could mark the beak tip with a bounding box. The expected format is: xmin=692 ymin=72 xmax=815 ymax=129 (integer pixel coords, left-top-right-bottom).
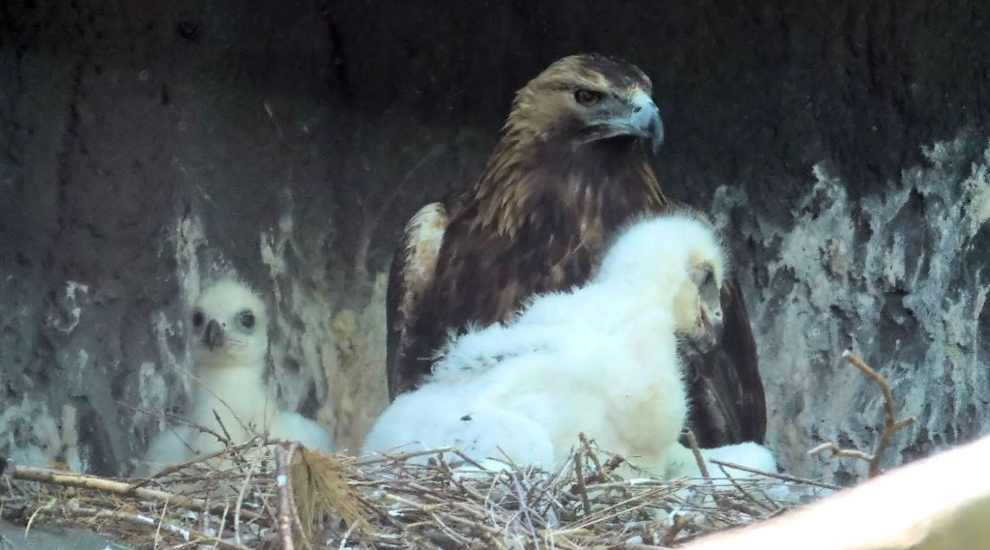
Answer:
xmin=203 ymin=320 xmax=224 ymax=351
xmin=649 ymin=112 xmax=664 ymax=155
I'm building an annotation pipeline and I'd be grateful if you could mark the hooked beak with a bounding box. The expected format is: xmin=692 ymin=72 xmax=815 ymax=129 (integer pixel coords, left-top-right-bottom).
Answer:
xmin=203 ymin=319 xmax=224 ymax=351
xmin=580 ymin=89 xmax=665 ymax=156
xmin=625 ymin=90 xmax=664 ymax=155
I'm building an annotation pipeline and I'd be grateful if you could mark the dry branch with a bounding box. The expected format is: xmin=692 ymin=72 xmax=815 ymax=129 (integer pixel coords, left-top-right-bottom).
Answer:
xmin=8 ymin=464 xmax=263 ymax=520
xmin=707 ymin=459 xmax=842 ymax=492
xmin=572 ymin=448 xmax=592 ymax=515
xmin=66 ymin=505 xmax=251 ymax=550
xmin=275 ymin=443 xmax=298 ymax=550
xmin=808 ymin=350 xmax=916 ymax=478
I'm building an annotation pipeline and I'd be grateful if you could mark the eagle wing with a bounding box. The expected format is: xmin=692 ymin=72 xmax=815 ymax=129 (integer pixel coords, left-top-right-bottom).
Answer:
xmin=681 ymin=277 xmax=768 ymax=446
xmin=385 ymin=192 xmax=474 ymax=400
xmin=385 ymin=201 xmax=451 ymax=401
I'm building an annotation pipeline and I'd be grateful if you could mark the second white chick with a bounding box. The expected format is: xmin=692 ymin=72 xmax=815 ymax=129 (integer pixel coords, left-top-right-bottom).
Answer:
xmin=364 ymin=211 xmax=775 ymax=481
xmin=139 ymin=279 xmax=334 ymax=475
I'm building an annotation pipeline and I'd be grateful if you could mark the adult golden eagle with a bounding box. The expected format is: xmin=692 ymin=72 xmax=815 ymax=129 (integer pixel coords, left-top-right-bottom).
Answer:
xmin=385 ymin=54 xmax=766 ymax=447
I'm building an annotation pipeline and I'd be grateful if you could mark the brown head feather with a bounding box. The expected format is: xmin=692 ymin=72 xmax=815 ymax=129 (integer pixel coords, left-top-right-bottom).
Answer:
xmin=474 ymin=53 xmax=668 ymax=237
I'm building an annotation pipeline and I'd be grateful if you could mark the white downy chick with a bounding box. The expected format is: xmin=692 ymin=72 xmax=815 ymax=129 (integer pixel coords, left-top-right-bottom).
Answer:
xmin=139 ymin=279 xmax=334 ymax=475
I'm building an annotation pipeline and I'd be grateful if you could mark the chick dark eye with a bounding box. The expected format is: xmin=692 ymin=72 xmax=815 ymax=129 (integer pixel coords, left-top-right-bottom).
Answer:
xmin=239 ymin=311 xmax=255 ymax=329
xmin=192 ymin=311 xmax=204 ymax=328
xmin=574 ymin=88 xmax=604 ymax=107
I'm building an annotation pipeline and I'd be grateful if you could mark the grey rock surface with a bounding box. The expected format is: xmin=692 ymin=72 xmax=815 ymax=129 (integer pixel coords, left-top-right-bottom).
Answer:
xmin=0 ymin=0 xmax=988 ymax=493
xmin=711 ymin=137 xmax=990 ymax=483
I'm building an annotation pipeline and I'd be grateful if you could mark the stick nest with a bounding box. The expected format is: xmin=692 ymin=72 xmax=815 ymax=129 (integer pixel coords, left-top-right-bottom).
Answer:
xmin=2 ymin=348 xmax=913 ymax=549
xmin=1 ymin=435 xmax=832 ymax=550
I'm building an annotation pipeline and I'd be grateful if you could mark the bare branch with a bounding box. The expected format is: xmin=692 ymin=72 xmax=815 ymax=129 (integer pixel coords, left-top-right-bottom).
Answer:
xmin=808 ymin=350 xmax=917 ymax=478
xmin=275 ymin=443 xmax=299 ymax=550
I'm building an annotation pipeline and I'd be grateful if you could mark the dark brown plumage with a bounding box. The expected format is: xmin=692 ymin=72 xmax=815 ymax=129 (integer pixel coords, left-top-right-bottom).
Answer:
xmin=385 ymin=53 xmax=766 ymax=447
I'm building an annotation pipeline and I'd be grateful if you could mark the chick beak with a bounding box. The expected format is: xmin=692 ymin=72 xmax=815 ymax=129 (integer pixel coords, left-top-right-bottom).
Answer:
xmin=203 ymin=319 xmax=224 ymax=351
xmin=697 ymin=308 xmax=723 ymax=349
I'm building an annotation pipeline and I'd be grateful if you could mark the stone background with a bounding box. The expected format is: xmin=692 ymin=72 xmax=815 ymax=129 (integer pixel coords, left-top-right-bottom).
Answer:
xmin=1 ymin=0 xmax=988 ymax=484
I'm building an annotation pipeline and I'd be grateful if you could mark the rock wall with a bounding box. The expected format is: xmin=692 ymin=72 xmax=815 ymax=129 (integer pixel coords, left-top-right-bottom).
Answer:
xmin=713 ymin=137 xmax=990 ymax=483
xmin=1 ymin=0 xmax=987 ymax=482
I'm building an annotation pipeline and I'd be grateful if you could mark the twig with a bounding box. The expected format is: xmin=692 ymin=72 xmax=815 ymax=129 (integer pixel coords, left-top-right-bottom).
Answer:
xmin=213 ymin=410 xmax=236 ymax=443
xmin=153 ymin=496 xmax=170 ymax=548
xmin=713 ymin=463 xmax=776 ymax=513
xmin=807 ymin=443 xmax=871 ymax=462
xmin=580 ymin=434 xmax=604 ymax=475
xmin=577 ymin=434 xmax=627 ymax=487
xmin=683 ymin=429 xmax=711 ymax=479
xmin=8 ymin=464 xmax=264 ymax=520
xmin=178 ymin=366 xmax=258 ymax=436
xmin=125 ymin=403 xmax=232 ymax=460
xmin=338 ymin=522 xmax=357 ymax=550
xmin=660 ymin=513 xmax=693 ymax=546
xmin=450 ymin=449 xmax=490 ymax=472
xmin=510 ymin=472 xmax=542 ymax=550
xmin=572 ymin=448 xmax=592 ymax=516
xmin=707 ymin=459 xmax=842 ymax=491
xmin=64 ymin=505 xmax=251 ymax=550
xmin=127 ymin=437 xmax=263 ymax=490
xmin=355 ymin=447 xmax=455 ymax=466
xmin=233 ymin=450 xmax=262 ymax=546
xmin=216 ymin=501 xmax=231 ymax=542
xmin=275 ymin=443 xmax=299 ymax=550
xmin=684 ymin=428 xmax=736 ymax=509
xmin=808 ymin=350 xmax=917 ymax=478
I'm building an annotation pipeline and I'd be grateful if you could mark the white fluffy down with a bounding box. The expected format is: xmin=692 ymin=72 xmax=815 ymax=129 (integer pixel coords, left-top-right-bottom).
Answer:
xmin=138 ymin=280 xmax=335 ymax=475
xmin=364 ymin=317 xmax=682 ymax=473
xmin=363 ymin=212 xmax=778 ymax=480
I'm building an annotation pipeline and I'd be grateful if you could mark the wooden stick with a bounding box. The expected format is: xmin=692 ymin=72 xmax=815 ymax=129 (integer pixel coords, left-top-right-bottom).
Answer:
xmin=275 ymin=443 xmax=298 ymax=550
xmin=355 ymin=447 xmax=455 ymax=466
xmin=660 ymin=513 xmax=693 ymax=547
xmin=64 ymin=505 xmax=252 ymax=550
xmin=127 ymin=437 xmax=264 ymax=490
xmin=707 ymin=459 xmax=842 ymax=491
xmin=572 ymin=448 xmax=592 ymax=516
xmin=233 ymin=452 xmax=262 ymax=546
xmin=683 ymin=430 xmax=711 ymax=479
xmin=7 ymin=463 xmax=263 ymax=520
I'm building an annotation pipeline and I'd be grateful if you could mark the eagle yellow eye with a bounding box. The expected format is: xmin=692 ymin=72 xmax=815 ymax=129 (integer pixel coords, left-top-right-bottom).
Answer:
xmin=574 ymin=88 xmax=604 ymax=107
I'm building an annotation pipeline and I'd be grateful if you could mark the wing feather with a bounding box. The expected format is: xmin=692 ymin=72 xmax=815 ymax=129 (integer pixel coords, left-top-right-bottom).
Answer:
xmin=385 ymin=202 xmax=451 ymax=400
xmin=680 ymin=277 xmax=767 ymax=446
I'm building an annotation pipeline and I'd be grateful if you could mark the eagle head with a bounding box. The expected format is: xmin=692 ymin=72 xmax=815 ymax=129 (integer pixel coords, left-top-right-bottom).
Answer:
xmin=507 ymin=53 xmax=664 ymax=156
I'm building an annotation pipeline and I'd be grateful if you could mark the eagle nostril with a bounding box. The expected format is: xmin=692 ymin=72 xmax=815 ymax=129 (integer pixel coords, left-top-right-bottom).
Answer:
xmin=633 ymin=106 xmax=642 ymax=113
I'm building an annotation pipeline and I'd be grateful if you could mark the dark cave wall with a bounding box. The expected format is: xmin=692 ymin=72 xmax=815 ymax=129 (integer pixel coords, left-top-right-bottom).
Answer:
xmin=0 ymin=0 xmax=988 ymax=481
xmin=329 ymin=1 xmax=990 ymax=207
